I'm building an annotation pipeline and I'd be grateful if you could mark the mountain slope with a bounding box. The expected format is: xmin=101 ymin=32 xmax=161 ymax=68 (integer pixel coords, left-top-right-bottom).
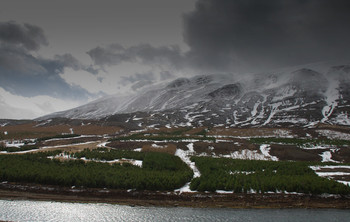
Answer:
xmin=41 ymin=63 xmax=350 ymax=128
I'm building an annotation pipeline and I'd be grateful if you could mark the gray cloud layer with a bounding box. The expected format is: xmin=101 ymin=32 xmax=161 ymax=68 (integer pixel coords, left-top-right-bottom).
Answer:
xmin=0 ymin=21 xmax=97 ymax=99
xmin=2 ymin=0 xmax=350 ymax=102
xmin=87 ymin=43 xmax=184 ymax=70
xmin=183 ymin=0 xmax=350 ymax=72
xmin=87 ymin=0 xmax=350 ymax=76
xmin=0 ymin=21 xmax=48 ymax=51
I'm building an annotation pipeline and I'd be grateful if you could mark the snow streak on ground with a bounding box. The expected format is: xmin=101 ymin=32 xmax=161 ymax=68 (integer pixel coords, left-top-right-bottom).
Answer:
xmin=4 ymin=141 xmax=25 ymax=148
xmin=34 ymin=119 xmax=52 ymax=127
xmin=260 ymin=144 xmax=279 ymax=161
xmin=221 ymin=144 xmax=278 ymax=161
xmin=316 ymin=129 xmax=350 ymax=140
xmin=322 ymin=80 xmax=339 ymax=123
xmin=300 ymin=145 xmax=331 ymax=150
xmin=273 ymin=129 xmax=293 ymax=138
xmin=333 ymin=112 xmax=350 ymax=125
xmin=89 ymin=158 xmax=142 ymax=167
xmin=320 ymin=151 xmax=339 ymax=163
xmin=3 ymin=139 xmax=36 ymax=148
xmin=174 ymin=143 xmax=200 ymax=193
xmin=97 ymin=141 xmax=108 ymax=148
xmin=41 ymin=141 xmax=97 ymax=149
xmin=310 ymin=165 xmax=350 ymax=186
xmin=0 ymin=149 xmax=39 ymax=154
xmin=48 ymin=153 xmax=143 ymax=167
xmin=221 ymin=149 xmax=267 ymax=160
xmin=44 ymin=135 xmax=84 ymax=142
xmin=263 ymin=102 xmax=281 ymax=125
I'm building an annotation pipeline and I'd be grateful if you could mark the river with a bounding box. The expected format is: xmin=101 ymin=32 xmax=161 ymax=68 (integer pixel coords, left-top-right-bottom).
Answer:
xmin=0 ymin=199 xmax=349 ymax=221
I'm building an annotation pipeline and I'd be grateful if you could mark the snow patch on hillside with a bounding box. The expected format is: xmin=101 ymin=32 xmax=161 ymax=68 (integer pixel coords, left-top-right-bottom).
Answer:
xmin=310 ymin=165 xmax=350 ymax=186
xmin=320 ymin=151 xmax=339 ymax=163
xmin=263 ymin=103 xmax=281 ymax=125
xmin=322 ymin=80 xmax=339 ymax=122
xmin=260 ymin=144 xmax=279 ymax=161
xmin=174 ymin=143 xmax=200 ymax=193
xmin=273 ymin=129 xmax=293 ymax=138
xmin=272 ymin=87 xmax=297 ymax=102
xmin=221 ymin=145 xmax=278 ymax=161
xmin=4 ymin=141 xmax=25 ymax=148
xmin=316 ymin=129 xmax=350 ymax=140
xmin=222 ymin=149 xmax=266 ymax=160
xmin=332 ymin=112 xmax=350 ymax=125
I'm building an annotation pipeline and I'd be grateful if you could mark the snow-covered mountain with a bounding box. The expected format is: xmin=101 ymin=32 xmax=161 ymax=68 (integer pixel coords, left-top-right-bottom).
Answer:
xmin=41 ymin=63 xmax=350 ymax=128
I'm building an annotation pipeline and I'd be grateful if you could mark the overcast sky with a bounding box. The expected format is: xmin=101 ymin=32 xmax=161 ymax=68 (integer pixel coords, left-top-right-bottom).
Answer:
xmin=1 ymin=0 xmax=350 ymax=119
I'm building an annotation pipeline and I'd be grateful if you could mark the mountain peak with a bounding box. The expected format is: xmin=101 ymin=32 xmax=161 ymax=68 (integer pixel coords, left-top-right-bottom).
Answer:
xmin=39 ymin=63 xmax=350 ymax=128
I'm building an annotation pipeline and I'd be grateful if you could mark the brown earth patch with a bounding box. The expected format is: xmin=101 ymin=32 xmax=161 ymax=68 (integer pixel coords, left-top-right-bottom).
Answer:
xmin=107 ymin=141 xmax=150 ymax=151
xmin=142 ymin=144 xmax=177 ymax=155
xmin=107 ymin=141 xmax=192 ymax=152
xmin=316 ymin=123 xmax=350 ymax=131
xmin=269 ymin=144 xmax=322 ymax=162
xmin=144 ymin=127 xmax=190 ymax=135
xmin=317 ymin=168 xmax=350 ymax=173
xmin=185 ymin=127 xmax=207 ymax=135
xmin=0 ymin=123 xmax=123 ymax=140
xmin=193 ymin=140 xmax=258 ymax=155
xmin=0 ymin=141 xmax=102 ymax=155
xmin=41 ymin=136 xmax=102 ymax=147
xmin=34 ymin=141 xmax=102 ymax=153
xmin=71 ymin=125 xmax=123 ymax=135
xmin=0 ymin=123 xmax=71 ymax=140
xmin=174 ymin=142 xmax=190 ymax=151
xmin=333 ymin=149 xmax=350 ymax=163
xmin=328 ymin=175 xmax=350 ymax=181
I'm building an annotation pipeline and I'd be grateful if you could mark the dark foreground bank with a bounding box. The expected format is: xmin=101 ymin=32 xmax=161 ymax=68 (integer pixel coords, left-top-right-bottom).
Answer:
xmin=0 ymin=182 xmax=349 ymax=209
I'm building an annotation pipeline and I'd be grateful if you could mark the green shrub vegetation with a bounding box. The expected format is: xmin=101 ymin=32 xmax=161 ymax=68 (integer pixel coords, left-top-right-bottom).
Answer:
xmin=111 ymin=134 xmax=215 ymax=142
xmin=0 ymin=150 xmax=192 ymax=191
xmin=190 ymin=157 xmax=350 ymax=194
xmin=73 ymin=148 xmax=189 ymax=172
xmin=36 ymin=134 xmax=80 ymax=142
xmin=72 ymin=148 xmax=145 ymax=161
xmin=249 ymin=137 xmax=350 ymax=147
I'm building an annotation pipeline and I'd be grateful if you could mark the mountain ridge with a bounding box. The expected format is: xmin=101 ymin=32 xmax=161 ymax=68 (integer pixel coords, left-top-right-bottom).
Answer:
xmin=39 ymin=63 xmax=350 ymax=128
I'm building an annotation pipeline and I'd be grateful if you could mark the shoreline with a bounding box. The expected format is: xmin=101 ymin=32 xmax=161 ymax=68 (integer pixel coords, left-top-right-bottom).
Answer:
xmin=1 ymin=182 xmax=350 ymax=209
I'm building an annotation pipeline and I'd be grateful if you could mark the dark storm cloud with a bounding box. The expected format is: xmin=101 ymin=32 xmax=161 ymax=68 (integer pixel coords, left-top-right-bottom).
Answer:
xmin=183 ymin=0 xmax=350 ymax=73
xmin=87 ymin=0 xmax=350 ymax=76
xmin=87 ymin=43 xmax=184 ymax=70
xmin=0 ymin=45 xmax=47 ymax=73
xmin=0 ymin=21 xmax=96 ymax=99
xmin=0 ymin=50 xmax=94 ymax=100
xmin=0 ymin=21 xmax=48 ymax=51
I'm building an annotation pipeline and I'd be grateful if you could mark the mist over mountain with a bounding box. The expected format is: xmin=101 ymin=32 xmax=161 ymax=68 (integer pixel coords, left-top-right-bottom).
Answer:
xmin=1 ymin=0 xmax=350 ymax=119
xmin=40 ymin=62 xmax=350 ymax=128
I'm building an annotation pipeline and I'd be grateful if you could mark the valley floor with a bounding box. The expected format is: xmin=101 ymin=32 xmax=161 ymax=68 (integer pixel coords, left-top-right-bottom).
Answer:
xmin=1 ymin=122 xmax=350 ymax=208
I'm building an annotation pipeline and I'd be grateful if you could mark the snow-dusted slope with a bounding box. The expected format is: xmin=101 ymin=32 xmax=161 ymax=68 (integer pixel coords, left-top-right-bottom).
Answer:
xmin=42 ymin=75 xmax=234 ymax=119
xmin=41 ymin=63 xmax=350 ymax=127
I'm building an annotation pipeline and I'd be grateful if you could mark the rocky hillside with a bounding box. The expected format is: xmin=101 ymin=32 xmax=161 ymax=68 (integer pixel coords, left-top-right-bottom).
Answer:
xmin=40 ymin=64 xmax=350 ymax=128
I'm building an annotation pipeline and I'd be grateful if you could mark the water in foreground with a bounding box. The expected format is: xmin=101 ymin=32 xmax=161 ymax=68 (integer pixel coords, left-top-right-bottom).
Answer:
xmin=0 ymin=200 xmax=350 ymax=222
